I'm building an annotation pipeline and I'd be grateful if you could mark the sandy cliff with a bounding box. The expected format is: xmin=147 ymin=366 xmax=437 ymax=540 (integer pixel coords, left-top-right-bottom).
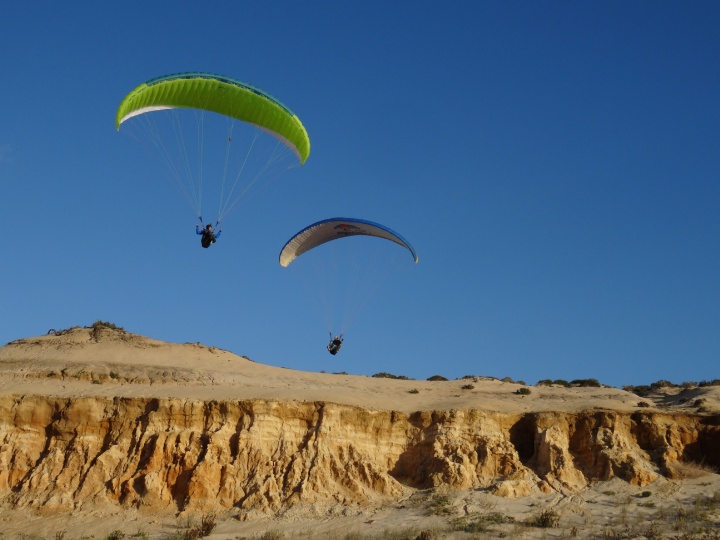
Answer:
xmin=0 ymin=326 xmax=718 ymax=518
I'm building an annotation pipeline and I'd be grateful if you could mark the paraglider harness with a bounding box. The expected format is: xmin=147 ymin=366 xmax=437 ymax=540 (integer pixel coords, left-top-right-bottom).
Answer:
xmin=327 ymin=333 xmax=344 ymax=355
xmin=198 ymin=217 xmax=220 ymax=249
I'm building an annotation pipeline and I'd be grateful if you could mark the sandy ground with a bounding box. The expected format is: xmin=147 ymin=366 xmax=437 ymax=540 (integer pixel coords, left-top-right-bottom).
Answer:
xmin=0 ymin=475 xmax=718 ymax=539
xmin=0 ymin=327 xmax=718 ymax=539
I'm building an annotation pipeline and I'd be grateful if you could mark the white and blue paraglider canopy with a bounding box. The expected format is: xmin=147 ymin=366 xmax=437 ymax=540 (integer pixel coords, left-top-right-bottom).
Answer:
xmin=279 ymin=217 xmax=419 ymax=268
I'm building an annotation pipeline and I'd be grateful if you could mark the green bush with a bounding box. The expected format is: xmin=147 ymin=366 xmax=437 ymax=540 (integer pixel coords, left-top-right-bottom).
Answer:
xmin=624 ymin=384 xmax=651 ymax=396
xmin=531 ymin=509 xmax=560 ymax=528
xmin=536 ymin=379 xmax=570 ymax=387
xmin=372 ymin=372 xmax=411 ymax=380
xmin=91 ymin=320 xmax=124 ymax=331
xmin=427 ymin=494 xmax=452 ymax=516
xmin=427 ymin=375 xmax=448 ymax=381
xmin=650 ymin=379 xmax=676 ymax=390
xmin=516 ymin=387 xmax=531 ymax=395
xmin=625 ymin=379 xmax=720 ymax=396
xmin=452 ymin=512 xmax=514 ymax=532
xmin=570 ymin=378 xmax=601 ymax=387
xmin=199 ymin=513 xmax=216 ymax=537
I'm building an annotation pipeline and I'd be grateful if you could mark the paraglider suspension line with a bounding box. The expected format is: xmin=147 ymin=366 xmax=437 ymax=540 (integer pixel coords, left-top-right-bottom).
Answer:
xmin=198 ymin=216 xmax=221 ymax=229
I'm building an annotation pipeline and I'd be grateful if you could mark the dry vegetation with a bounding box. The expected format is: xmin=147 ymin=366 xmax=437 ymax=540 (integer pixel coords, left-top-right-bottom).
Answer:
xmin=667 ymin=461 xmax=719 ymax=480
xmin=6 ymin=481 xmax=719 ymax=540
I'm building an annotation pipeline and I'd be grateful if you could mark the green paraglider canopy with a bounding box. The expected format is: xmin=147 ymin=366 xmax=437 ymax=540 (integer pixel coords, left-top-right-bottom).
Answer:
xmin=116 ymin=72 xmax=310 ymax=164
xmin=116 ymin=72 xmax=310 ymax=225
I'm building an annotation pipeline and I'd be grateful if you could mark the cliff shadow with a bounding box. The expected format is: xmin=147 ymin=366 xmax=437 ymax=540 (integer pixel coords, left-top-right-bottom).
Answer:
xmin=679 ymin=415 xmax=720 ymax=470
xmin=509 ymin=414 xmax=536 ymax=465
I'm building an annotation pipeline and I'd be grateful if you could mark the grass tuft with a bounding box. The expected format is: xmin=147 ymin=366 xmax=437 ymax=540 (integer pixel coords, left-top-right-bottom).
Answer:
xmin=530 ymin=509 xmax=560 ymax=528
xmin=666 ymin=460 xmax=718 ymax=479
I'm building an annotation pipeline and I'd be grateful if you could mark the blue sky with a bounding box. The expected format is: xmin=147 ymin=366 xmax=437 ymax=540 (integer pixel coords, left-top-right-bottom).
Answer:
xmin=1 ymin=2 xmax=718 ymax=387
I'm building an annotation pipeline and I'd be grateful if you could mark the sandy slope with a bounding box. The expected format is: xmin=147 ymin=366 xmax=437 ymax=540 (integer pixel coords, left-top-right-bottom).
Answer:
xmin=3 ymin=326 xmax=710 ymax=415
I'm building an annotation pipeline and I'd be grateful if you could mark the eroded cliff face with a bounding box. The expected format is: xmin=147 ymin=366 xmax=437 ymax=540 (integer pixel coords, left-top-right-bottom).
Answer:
xmin=0 ymin=395 xmax=718 ymax=515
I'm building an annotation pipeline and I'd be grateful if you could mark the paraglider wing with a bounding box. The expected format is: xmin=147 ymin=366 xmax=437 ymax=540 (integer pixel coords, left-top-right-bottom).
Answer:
xmin=116 ymin=72 xmax=310 ymax=164
xmin=279 ymin=218 xmax=419 ymax=267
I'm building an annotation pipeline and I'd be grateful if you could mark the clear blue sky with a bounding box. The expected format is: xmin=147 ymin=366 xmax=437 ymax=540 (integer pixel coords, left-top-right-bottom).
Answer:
xmin=1 ymin=2 xmax=718 ymax=387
